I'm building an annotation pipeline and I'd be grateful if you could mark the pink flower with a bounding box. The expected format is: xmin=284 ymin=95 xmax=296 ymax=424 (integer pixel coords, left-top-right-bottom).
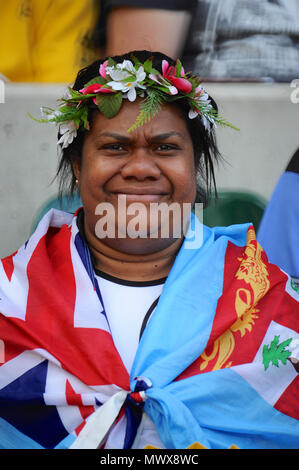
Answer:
xmin=99 ymin=60 xmax=108 ymax=79
xmin=162 ymin=60 xmax=192 ymax=93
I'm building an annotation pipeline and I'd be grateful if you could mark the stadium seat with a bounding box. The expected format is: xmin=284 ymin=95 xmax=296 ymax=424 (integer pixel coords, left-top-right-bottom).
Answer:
xmin=31 ymin=193 xmax=82 ymax=232
xmin=202 ymin=190 xmax=267 ymax=230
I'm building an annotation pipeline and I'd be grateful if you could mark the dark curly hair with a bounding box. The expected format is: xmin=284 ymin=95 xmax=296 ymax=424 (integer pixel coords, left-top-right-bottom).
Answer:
xmin=56 ymin=50 xmax=221 ymax=207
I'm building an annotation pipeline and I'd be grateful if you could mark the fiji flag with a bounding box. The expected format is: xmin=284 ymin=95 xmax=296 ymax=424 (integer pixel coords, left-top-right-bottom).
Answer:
xmin=125 ymin=222 xmax=299 ymax=449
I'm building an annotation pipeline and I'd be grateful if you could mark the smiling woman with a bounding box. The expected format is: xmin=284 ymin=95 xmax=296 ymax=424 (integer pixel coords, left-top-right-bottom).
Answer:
xmin=56 ymin=51 xmax=223 ymax=206
xmin=73 ymin=99 xmax=197 ymax=266
xmin=0 ymin=50 xmax=298 ymax=451
xmin=54 ymin=50 xmax=224 ymax=274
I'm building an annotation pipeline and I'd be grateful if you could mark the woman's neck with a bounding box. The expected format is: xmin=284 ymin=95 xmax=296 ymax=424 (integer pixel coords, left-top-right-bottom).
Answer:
xmin=82 ymin=217 xmax=183 ymax=282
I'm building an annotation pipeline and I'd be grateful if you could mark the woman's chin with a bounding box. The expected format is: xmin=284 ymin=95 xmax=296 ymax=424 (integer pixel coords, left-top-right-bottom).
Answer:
xmin=98 ymin=235 xmax=182 ymax=256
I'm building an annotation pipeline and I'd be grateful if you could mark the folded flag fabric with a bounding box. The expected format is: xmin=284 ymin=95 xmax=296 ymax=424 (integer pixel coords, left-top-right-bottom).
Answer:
xmin=0 ymin=209 xmax=298 ymax=449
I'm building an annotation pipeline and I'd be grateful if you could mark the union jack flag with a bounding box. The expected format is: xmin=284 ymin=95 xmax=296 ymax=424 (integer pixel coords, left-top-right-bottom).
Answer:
xmin=0 ymin=210 xmax=131 ymax=448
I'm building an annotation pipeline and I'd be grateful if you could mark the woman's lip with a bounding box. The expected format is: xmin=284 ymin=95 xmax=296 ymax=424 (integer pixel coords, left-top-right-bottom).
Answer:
xmin=112 ymin=192 xmax=168 ymax=202
xmin=111 ymin=189 xmax=168 ymax=195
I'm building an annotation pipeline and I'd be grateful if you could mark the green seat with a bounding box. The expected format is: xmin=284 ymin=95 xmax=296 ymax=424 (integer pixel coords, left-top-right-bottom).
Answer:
xmin=202 ymin=190 xmax=267 ymax=230
xmin=31 ymin=193 xmax=82 ymax=232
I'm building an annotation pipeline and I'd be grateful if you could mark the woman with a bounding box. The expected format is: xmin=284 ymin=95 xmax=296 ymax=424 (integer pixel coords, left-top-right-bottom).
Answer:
xmin=0 ymin=50 xmax=298 ymax=450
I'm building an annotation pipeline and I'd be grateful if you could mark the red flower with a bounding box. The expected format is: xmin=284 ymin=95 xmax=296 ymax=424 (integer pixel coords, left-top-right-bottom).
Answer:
xmin=79 ymin=83 xmax=113 ymax=95
xmin=99 ymin=60 xmax=108 ymax=79
xmin=162 ymin=60 xmax=192 ymax=93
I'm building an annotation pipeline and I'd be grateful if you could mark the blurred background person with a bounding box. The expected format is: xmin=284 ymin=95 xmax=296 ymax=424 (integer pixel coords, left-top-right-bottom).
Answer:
xmin=0 ymin=0 xmax=100 ymax=83
xmin=97 ymin=0 xmax=299 ymax=82
xmin=258 ymin=148 xmax=299 ymax=287
xmin=96 ymin=0 xmax=196 ymax=62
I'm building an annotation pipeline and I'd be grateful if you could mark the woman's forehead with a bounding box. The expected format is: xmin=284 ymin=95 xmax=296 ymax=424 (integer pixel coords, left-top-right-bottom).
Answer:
xmin=89 ymin=100 xmax=191 ymax=138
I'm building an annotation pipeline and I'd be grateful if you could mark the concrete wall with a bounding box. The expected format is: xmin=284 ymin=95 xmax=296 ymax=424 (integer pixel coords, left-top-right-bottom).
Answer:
xmin=0 ymin=82 xmax=298 ymax=258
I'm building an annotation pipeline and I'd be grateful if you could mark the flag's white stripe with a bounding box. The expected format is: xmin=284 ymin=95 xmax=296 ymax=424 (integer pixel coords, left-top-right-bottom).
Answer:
xmin=44 ymin=362 xmax=98 ymax=434
xmin=57 ymin=405 xmax=83 ymax=435
xmin=81 ymin=384 xmax=124 ymax=405
xmin=0 ymin=209 xmax=73 ymax=320
xmin=70 ymin=222 xmax=109 ymax=332
xmin=44 ymin=361 xmax=69 ymax=406
xmin=104 ymin=414 xmax=127 ymax=449
xmin=0 ymin=245 xmax=33 ymax=320
xmin=0 ymin=350 xmax=45 ymax=389
xmin=70 ymin=390 xmax=128 ymax=449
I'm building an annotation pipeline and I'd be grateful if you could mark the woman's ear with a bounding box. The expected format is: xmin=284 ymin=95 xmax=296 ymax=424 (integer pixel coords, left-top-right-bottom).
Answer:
xmin=71 ymin=156 xmax=81 ymax=182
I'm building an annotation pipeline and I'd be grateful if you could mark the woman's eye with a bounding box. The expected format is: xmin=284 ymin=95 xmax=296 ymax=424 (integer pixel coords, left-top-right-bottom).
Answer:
xmin=103 ymin=143 xmax=126 ymax=151
xmin=156 ymin=144 xmax=177 ymax=152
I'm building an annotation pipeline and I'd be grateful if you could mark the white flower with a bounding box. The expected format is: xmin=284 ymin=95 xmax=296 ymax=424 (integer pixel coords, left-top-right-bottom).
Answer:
xmin=188 ymin=86 xmax=215 ymax=131
xmin=188 ymin=108 xmax=198 ymax=119
xmin=57 ymin=120 xmax=77 ymax=149
xmin=62 ymin=89 xmax=72 ymax=100
xmin=106 ymin=67 xmax=128 ymax=82
xmin=149 ymin=73 xmax=178 ymax=95
xmin=106 ymin=63 xmax=146 ymax=102
xmin=199 ymin=92 xmax=209 ymax=102
xmin=117 ymin=60 xmax=135 ymax=73
xmin=194 ymin=86 xmax=210 ymax=104
xmin=40 ymin=107 xmax=62 ymax=121
xmin=188 ymin=107 xmax=211 ymax=130
xmin=106 ymin=60 xmax=136 ymax=82
xmin=201 ymin=115 xmax=211 ymax=131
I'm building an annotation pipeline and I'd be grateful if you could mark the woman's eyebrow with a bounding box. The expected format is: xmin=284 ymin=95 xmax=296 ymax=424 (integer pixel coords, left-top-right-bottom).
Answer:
xmin=96 ymin=131 xmax=184 ymax=142
xmin=149 ymin=132 xmax=184 ymax=142
xmin=97 ymin=132 xmax=131 ymax=142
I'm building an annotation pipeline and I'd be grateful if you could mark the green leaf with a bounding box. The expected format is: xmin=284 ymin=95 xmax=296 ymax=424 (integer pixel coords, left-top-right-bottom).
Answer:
xmin=127 ymin=89 xmax=165 ymax=133
xmin=68 ymin=88 xmax=82 ymax=98
xmin=78 ymin=106 xmax=89 ymax=129
xmin=215 ymin=116 xmax=240 ymax=131
xmin=27 ymin=112 xmax=49 ymax=124
xmin=122 ymin=75 xmax=137 ymax=84
xmin=291 ymin=279 xmax=299 ymax=294
xmin=151 ymin=67 xmax=161 ymax=76
xmin=151 ymin=85 xmax=172 ymax=95
xmin=262 ymin=335 xmax=292 ymax=370
xmin=131 ymin=55 xmax=141 ymax=67
xmin=57 ymin=105 xmax=71 ymax=113
xmin=143 ymin=58 xmax=154 ymax=74
xmin=107 ymin=57 xmax=116 ymax=67
xmin=84 ymin=76 xmax=107 ymax=88
xmin=96 ymin=92 xmax=122 ymax=119
xmin=176 ymin=59 xmax=182 ymax=76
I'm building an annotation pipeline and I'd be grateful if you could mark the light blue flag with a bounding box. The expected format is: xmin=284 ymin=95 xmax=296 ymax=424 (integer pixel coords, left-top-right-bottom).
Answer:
xmin=130 ymin=217 xmax=299 ymax=449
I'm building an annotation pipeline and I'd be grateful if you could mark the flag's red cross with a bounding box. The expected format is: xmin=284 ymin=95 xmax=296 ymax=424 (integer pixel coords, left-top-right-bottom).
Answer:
xmin=0 ymin=226 xmax=130 ymax=391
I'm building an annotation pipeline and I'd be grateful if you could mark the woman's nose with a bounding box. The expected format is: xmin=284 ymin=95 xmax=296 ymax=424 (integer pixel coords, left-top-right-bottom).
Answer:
xmin=121 ymin=149 xmax=161 ymax=181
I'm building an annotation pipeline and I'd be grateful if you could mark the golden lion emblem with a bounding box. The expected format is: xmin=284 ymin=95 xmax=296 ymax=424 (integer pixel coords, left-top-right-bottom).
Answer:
xmin=200 ymin=228 xmax=270 ymax=371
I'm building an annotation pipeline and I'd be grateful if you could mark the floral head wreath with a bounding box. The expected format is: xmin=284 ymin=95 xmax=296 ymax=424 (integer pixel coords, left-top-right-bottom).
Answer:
xmin=32 ymin=55 xmax=238 ymax=150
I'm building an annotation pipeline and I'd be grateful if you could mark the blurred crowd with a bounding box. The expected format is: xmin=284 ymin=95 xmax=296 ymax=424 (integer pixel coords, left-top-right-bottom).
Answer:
xmin=1 ymin=0 xmax=299 ymax=84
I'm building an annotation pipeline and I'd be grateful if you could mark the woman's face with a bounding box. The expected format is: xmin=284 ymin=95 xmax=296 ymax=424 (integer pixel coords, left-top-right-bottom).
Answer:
xmin=73 ymin=99 xmax=197 ymax=254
